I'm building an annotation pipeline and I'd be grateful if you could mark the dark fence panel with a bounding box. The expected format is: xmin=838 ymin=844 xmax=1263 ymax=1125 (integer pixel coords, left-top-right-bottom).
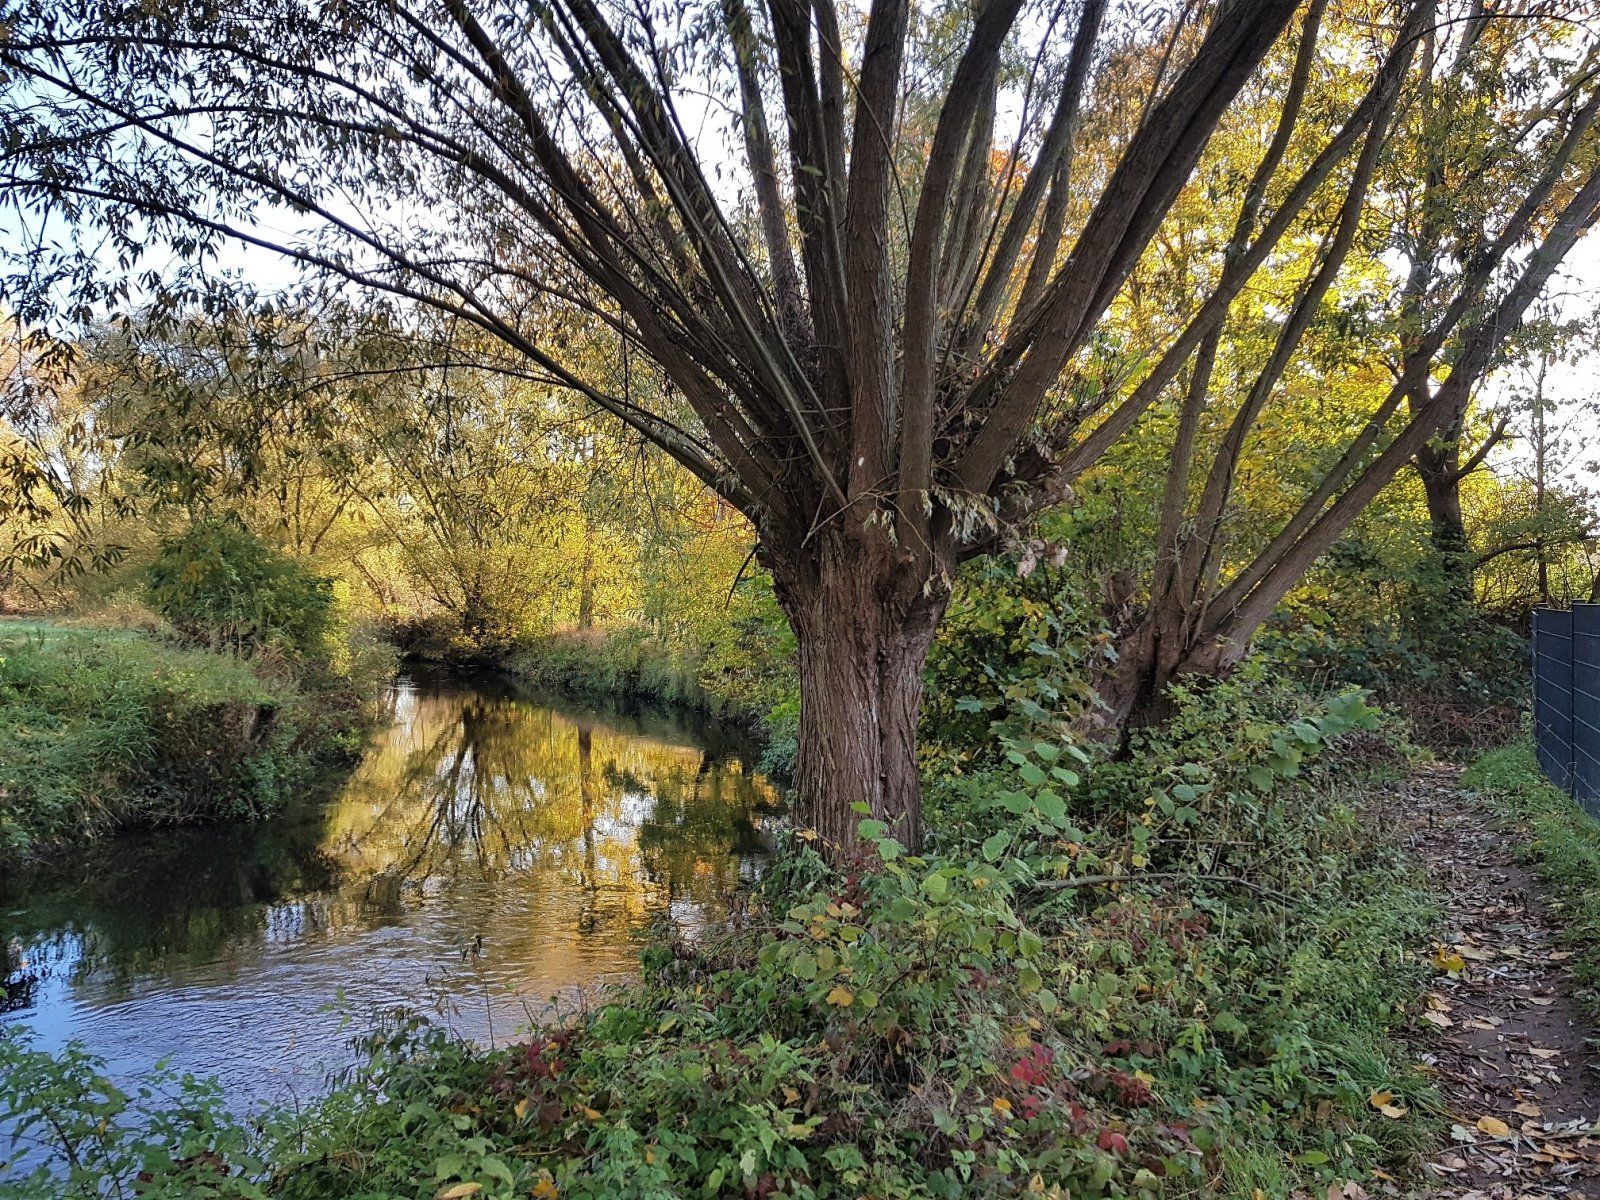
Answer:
xmin=1532 ymin=607 xmax=1575 ymax=797
xmin=1574 ymin=603 xmax=1600 ymax=815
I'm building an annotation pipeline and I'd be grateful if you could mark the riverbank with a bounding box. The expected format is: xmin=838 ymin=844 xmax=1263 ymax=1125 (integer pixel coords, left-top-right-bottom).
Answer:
xmin=398 ymin=621 xmax=802 ymax=777
xmin=0 ymin=619 xmax=370 ymax=864
xmin=3 ymin=677 xmax=1466 ymax=1198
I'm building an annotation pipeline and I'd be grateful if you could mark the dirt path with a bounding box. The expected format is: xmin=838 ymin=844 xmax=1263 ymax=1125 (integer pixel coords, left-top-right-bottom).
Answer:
xmin=1396 ymin=764 xmax=1600 ymax=1198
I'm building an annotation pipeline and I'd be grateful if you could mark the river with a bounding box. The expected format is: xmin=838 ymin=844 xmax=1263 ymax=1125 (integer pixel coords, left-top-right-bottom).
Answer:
xmin=0 ymin=670 xmax=776 ymax=1113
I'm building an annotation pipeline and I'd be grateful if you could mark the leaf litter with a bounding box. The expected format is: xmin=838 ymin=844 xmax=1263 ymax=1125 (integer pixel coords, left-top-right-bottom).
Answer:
xmin=1397 ymin=765 xmax=1600 ymax=1198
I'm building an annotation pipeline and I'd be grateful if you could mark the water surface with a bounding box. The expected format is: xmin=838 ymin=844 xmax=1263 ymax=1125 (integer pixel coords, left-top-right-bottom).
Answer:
xmin=0 ymin=671 xmax=774 ymax=1110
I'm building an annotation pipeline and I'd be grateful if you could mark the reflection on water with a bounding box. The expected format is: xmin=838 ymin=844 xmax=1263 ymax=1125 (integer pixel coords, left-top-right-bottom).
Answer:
xmin=0 ymin=671 xmax=775 ymax=1109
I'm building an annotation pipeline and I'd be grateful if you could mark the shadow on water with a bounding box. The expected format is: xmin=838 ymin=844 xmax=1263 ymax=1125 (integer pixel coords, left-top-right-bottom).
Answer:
xmin=0 ymin=668 xmax=778 ymax=1111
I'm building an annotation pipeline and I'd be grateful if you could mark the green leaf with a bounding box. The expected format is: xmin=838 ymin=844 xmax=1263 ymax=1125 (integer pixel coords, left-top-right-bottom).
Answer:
xmin=981 ymin=829 xmax=1013 ymax=861
xmin=1034 ymin=789 xmax=1067 ymax=826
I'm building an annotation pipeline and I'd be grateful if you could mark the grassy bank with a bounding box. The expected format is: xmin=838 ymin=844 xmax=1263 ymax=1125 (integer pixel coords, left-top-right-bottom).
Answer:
xmin=1 ymin=677 xmax=1445 ymax=1198
xmin=439 ymin=623 xmax=801 ymax=776
xmin=0 ymin=619 xmax=366 ymax=862
xmin=1461 ymin=744 xmax=1600 ymax=1019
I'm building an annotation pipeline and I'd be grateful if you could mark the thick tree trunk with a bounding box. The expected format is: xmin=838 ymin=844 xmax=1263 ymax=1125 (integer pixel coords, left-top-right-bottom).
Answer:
xmin=771 ymin=532 xmax=947 ymax=854
xmin=1094 ymin=602 xmax=1249 ymax=744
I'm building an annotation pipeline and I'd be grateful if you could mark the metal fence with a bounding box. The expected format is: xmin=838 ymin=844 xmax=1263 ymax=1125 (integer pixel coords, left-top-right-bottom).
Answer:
xmin=1532 ymin=603 xmax=1600 ymax=814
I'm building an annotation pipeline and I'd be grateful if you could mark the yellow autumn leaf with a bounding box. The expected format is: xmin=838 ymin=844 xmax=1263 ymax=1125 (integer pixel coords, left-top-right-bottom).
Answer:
xmin=438 ymin=1186 xmax=483 ymax=1200
xmin=1431 ymin=946 xmax=1466 ymax=975
xmin=1476 ymin=1115 xmax=1511 ymax=1137
xmin=825 ymin=985 xmax=854 ymax=1007
xmin=796 ymin=829 xmax=818 ymax=842
xmin=993 ymin=1097 xmax=1013 ymax=1115
xmin=581 ymin=1106 xmax=603 ymax=1121
xmin=514 ymin=1097 xmax=531 ymax=1120
xmin=1368 ymin=1091 xmax=1394 ymax=1108
xmin=531 ymin=1179 xmax=559 ymax=1200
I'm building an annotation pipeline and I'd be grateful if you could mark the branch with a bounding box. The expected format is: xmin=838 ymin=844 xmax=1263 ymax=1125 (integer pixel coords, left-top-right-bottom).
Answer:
xmin=1452 ymin=412 xmax=1512 ymax=481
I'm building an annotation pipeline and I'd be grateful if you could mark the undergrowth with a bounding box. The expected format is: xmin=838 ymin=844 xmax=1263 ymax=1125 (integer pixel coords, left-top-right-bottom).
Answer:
xmin=1 ymin=674 xmax=1442 ymax=1198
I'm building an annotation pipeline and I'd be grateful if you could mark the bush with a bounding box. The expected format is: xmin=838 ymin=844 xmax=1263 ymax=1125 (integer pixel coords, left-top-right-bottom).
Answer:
xmin=921 ymin=558 xmax=1108 ymax=776
xmin=1258 ymin=561 xmax=1527 ymax=750
xmin=515 ymin=626 xmax=709 ymax=709
xmin=146 ymin=518 xmax=334 ymax=661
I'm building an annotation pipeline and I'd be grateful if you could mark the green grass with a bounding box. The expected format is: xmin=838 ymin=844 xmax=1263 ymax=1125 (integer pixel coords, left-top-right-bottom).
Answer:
xmin=1462 ymin=743 xmax=1600 ymax=1019
xmin=0 ymin=616 xmax=143 ymax=642
xmin=0 ymin=621 xmax=350 ymax=861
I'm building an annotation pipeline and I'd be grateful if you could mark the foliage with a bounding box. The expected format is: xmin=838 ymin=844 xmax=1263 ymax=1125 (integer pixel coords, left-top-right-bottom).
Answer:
xmin=1462 ymin=745 xmax=1600 ymax=1022
xmin=0 ymin=621 xmax=358 ymax=862
xmin=146 ymin=519 xmax=334 ymax=661
xmin=0 ymin=1032 xmax=272 ymax=1200
xmin=1258 ymin=551 xmax=1528 ymax=749
xmin=921 ymin=557 xmax=1109 ymax=775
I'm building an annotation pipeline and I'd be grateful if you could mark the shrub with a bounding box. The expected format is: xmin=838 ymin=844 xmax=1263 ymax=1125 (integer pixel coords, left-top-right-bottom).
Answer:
xmin=516 ymin=626 xmax=709 ymax=709
xmin=146 ymin=519 xmax=334 ymax=661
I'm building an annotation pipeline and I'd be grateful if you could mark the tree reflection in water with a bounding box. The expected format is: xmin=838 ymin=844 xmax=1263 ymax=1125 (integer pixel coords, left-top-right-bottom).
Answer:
xmin=0 ymin=674 xmax=776 ymax=1100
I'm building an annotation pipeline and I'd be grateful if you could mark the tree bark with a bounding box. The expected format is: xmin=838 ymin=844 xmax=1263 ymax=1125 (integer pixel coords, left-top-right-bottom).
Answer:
xmin=771 ymin=529 xmax=949 ymax=854
xmin=1415 ymin=434 xmax=1474 ymax=602
xmin=578 ymin=544 xmax=596 ymax=630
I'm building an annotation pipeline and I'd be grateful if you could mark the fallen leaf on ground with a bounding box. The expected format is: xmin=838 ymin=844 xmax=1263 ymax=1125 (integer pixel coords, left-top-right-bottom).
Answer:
xmin=1432 ymin=946 xmax=1467 ymax=974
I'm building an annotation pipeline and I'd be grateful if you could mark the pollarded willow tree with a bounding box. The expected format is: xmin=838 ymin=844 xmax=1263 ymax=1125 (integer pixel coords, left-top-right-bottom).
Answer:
xmin=4 ymin=0 xmax=1600 ymax=849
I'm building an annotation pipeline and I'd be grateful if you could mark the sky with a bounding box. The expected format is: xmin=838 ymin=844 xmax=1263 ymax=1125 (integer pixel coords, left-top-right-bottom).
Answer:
xmin=1481 ymin=238 xmax=1600 ymax=497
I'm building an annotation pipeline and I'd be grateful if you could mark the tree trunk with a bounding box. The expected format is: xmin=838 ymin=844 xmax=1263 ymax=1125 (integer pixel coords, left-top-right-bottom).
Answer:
xmin=578 ymin=546 xmax=596 ymax=630
xmin=771 ymin=531 xmax=948 ymax=855
xmin=1415 ymin=440 xmax=1474 ymax=602
xmin=1092 ymin=599 xmax=1197 ymax=743
xmin=1094 ymin=587 xmax=1258 ymax=746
